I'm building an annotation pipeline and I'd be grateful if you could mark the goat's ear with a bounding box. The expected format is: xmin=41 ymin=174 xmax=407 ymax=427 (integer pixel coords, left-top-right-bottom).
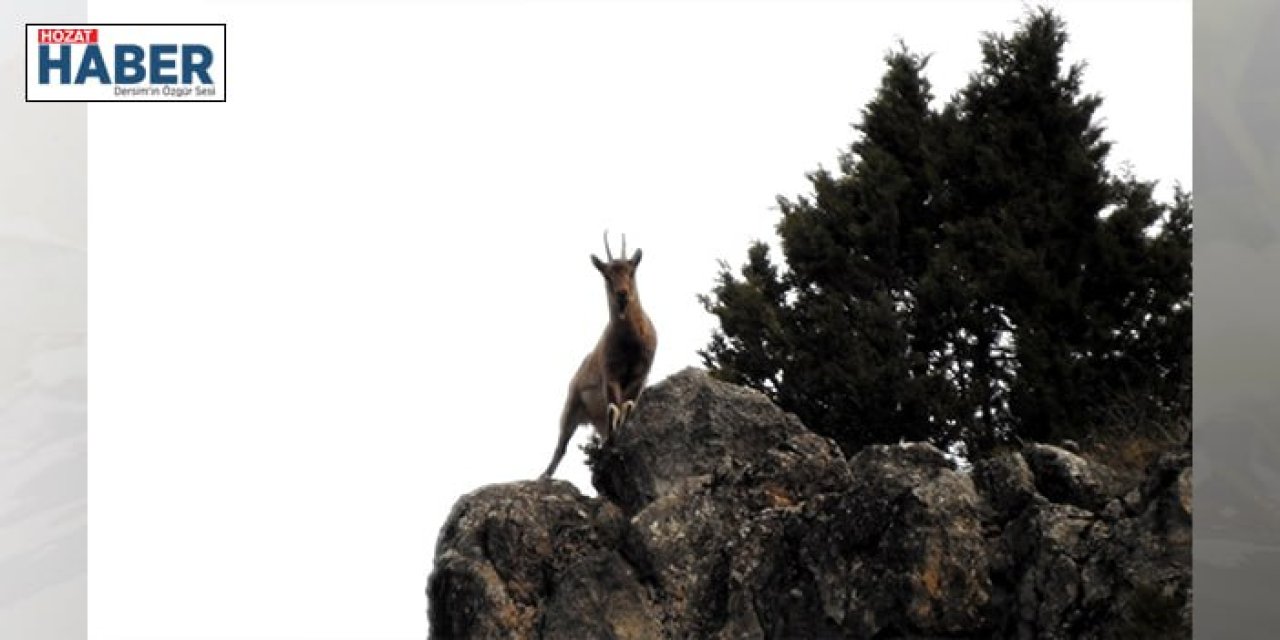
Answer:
xmin=630 ymin=249 xmax=643 ymax=268
xmin=591 ymin=255 xmax=606 ymax=272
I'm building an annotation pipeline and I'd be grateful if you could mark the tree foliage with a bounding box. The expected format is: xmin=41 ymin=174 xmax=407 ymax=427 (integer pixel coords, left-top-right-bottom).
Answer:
xmin=700 ymin=9 xmax=1191 ymax=456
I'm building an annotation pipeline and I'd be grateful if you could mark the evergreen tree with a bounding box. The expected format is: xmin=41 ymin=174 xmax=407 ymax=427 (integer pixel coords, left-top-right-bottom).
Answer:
xmin=703 ymin=46 xmax=946 ymax=452
xmin=1080 ymin=181 xmax=1192 ymax=436
xmin=701 ymin=9 xmax=1191 ymax=456
xmin=936 ymin=8 xmax=1115 ymax=447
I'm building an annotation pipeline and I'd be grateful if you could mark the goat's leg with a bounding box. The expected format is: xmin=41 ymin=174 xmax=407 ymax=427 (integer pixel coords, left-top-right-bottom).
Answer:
xmin=605 ymin=380 xmax=625 ymax=435
xmin=617 ymin=382 xmax=646 ymax=426
xmin=540 ymin=401 xmax=579 ymax=480
xmin=605 ymin=405 xmax=618 ymax=440
xmin=599 ymin=369 xmax=618 ymax=442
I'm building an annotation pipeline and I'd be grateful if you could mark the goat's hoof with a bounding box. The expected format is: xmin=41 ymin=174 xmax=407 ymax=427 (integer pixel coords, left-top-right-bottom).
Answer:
xmin=620 ymin=400 xmax=636 ymax=423
xmin=607 ymin=403 xmax=621 ymax=430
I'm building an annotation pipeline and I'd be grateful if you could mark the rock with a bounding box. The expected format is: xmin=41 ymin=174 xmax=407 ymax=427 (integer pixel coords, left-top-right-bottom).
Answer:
xmin=1093 ymin=448 xmax=1192 ymax=637
xmin=1022 ymin=443 xmax=1116 ymax=512
xmin=973 ymin=450 xmax=1039 ymax=519
xmin=777 ymin=443 xmax=993 ymax=637
xmin=589 ymin=367 xmax=848 ymax=514
xmin=593 ymin=368 xmax=859 ymax=636
xmin=996 ymin=502 xmax=1099 ymax=638
xmin=991 ymin=444 xmax=1192 ymax=639
xmin=426 ymin=480 xmax=660 ymax=639
xmin=426 ymin=368 xmax=1191 ymax=639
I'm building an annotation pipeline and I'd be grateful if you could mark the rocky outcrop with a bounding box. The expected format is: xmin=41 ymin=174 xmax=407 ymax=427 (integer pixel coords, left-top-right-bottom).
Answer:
xmin=427 ymin=368 xmax=1191 ymax=638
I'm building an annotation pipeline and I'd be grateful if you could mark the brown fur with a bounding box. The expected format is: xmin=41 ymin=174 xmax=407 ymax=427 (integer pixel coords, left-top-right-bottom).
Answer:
xmin=540 ymin=233 xmax=657 ymax=479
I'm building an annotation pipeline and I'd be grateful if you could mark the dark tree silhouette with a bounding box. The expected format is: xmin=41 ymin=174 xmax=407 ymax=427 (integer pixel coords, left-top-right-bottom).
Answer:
xmin=701 ymin=8 xmax=1191 ymax=456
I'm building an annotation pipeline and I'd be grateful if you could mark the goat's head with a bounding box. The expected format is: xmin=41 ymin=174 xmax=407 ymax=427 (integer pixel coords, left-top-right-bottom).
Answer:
xmin=591 ymin=231 xmax=644 ymax=320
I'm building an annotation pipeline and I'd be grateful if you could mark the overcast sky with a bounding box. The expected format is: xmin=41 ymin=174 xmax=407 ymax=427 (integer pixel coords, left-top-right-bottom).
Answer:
xmin=79 ymin=1 xmax=1190 ymax=637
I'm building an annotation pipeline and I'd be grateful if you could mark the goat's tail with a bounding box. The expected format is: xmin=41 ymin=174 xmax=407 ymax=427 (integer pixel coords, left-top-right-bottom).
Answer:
xmin=539 ymin=397 xmax=579 ymax=480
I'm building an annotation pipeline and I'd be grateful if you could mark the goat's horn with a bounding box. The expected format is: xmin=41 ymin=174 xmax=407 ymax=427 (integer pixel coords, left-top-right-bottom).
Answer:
xmin=603 ymin=230 xmax=614 ymax=261
xmin=621 ymin=233 xmax=627 ymax=259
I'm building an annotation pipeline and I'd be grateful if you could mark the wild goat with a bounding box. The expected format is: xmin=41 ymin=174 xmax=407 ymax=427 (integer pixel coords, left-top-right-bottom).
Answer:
xmin=540 ymin=231 xmax=657 ymax=479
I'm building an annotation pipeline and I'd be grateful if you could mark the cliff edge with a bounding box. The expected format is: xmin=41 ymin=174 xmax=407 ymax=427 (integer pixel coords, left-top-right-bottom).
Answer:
xmin=428 ymin=368 xmax=1190 ymax=639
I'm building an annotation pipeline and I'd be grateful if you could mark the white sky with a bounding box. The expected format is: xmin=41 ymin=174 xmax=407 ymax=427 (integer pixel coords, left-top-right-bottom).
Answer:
xmin=81 ymin=1 xmax=1190 ymax=638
